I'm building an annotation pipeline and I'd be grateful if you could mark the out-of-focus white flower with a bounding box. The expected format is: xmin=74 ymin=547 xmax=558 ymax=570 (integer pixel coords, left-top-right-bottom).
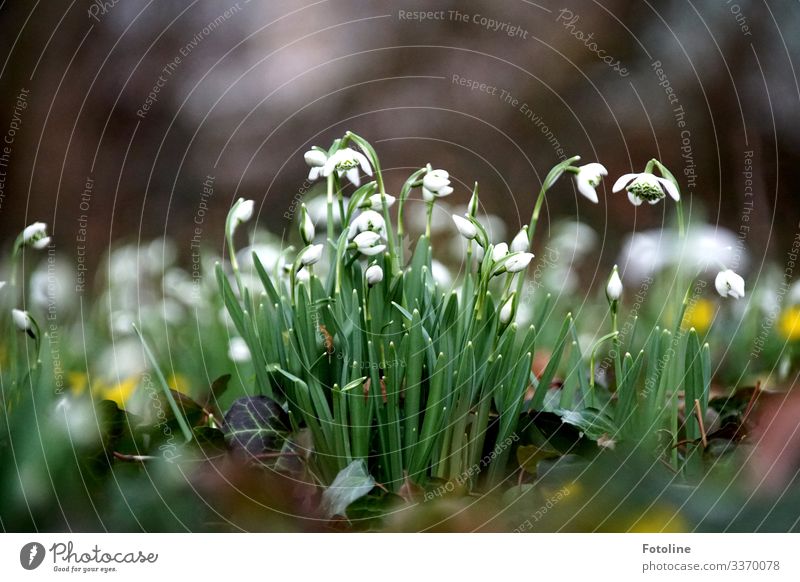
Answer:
xmin=228 ymin=199 xmax=255 ymax=237
xmin=21 ymin=222 xmax=51 ymax=250
xmin=352 ymin=231 xmax=386 ymax=256
xmin=12 ymin=309 xmax=33 ymax=335
xmin=362 ymin=193 xmax=396 ymax=211
xmin=575 ymin=163 xmax=607 ymax=204
xmin=296 ymin=268 xmax=310 ymax=284
xmin=322 ymin=147 xmax=372 ymax=187
xmin=300 ymin=204 xmax=315 ymax=245
xmin=0 ymin=281 xmax=6 ymax=291
xmin=431 ymin=260 xmax=452 ymax=287
xmin=715 ymin=269 xmax=745 ymax=299
xmin=422 ymin=169 xmax=453 ymax=202
xmin=499 ymin=294 xmax=515 ymax=324
xmin=510 ymin=227 xmax=529 ymax=253
xmin=228 ymin=337 xmax=251 ymax=362
xmin=606 ymin=265 xmax=623 ymax=301
xmin=365 ymin=264 xmax=384 ymax=285
xmin=300 ymin=244 xmax=324 ymax=266
xmin=504 ymin=252 xmax=535 ymax=273
xmin=452 ymin=214 xmax=477 ymax=240
xmin=492 ymin=243 xmax=509 ymax=262
xmin=305 ymin=195 xmax=347 ymax=226
xmin=348 ymin=209 xmax=385 ymax=240
xmin=612 ymin=173 xmax=680 ymax=206
xmin=304 ymin=148 xmax=328 ymax=181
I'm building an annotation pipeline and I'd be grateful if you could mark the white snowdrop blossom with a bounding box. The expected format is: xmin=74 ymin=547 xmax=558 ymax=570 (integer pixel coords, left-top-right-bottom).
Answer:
xmin=715 ymin=269 xmax=745 ymax=299
xmin=322 ymin=147 xmax=372 ymax=187
xmin=612 ymin=173 xmax=680 ymax=206
xmin=365 ymin=264 xmax=384 ymax=285
xmin=228 ymin=337 xmax=251 ymax=362
xmin=500 ymin=295 xmax=515 ymax=324
xmin=348 ymin=210 xmax=385 ymax=240
xmin=606 ymin=265 xmax=623 ymax=301
xmin=12 ymin=308 xmax=32 ymax=332
xmin=304 ymin=148 xmax=328 ymax=181
xmin=422 ymin=169 xmax=453 ymax=202
xmin=21 ymin=222 xmax=51 ymax=250
xmin=510 ymin=227 xmax=529 ymax=253
xmin=492 ymin=243 xmax=509 ymax=262
xmin=300 ymin=204 xmax=315 ymax=245
xmin=362 ymin=193 xmax=396 ymax=211
xmin=300 ymin=244 xmax=324 ymax=266
xmin=504 ymin=252 xmax=535 ymax=273
xmin=574 ymin=163 xmax=607 ymax=204
xmin=352 ymin=231 xmax=386 ymax=256
xmin=296 ymin=268 xmax=311 ymax=284
xmin=452 ymin=214 xmax=477 ymax=240
xmin=228 ymin=199 xmax=254 ymax=237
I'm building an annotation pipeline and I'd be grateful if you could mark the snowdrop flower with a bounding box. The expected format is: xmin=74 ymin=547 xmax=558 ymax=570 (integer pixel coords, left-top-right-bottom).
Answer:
xmin=510 ymin=227 xmax=529 ymax=253
xmin=304 ymin=148 xmax=328 ymax=181
xmin=574 ymin=163 xmax=607 ymax=204
xmin=715 ymin=269 xmax=745 ymax=299
xmin=21 ymin=222 xmax=51 ymax=250
xmin=348 ymin=210 xmax=385 ymax=240
xmin=492 ymin=243 xmax=509 ymax=262
xmin=504 ymin=252 xmax=535 ymax=273
xmin=12 ymin=308 xmax=35 ymax=338
xmin=352 ymin=231 xmax=386 ymax=256
xmin=431 ymin=260 xmax=452 ymax=287
xmin=452 ymin=214 xmax=477 ymax=240
xmin=499 ymin=294 xmax=515 ymax=324
xmin=228 ymin=198 xmax=254 ymax=237
xmin=228 ymin=337 xmax=251 ymax=362
xmin=362 ymin=193 xmax=396 ymax=211
xmin=612 ymin=172 xmax=679 ymax=206
xmin=300 ymin=204 xmax=315 ymax=245
xmin=300 ymin=244 xmax=324 ymax=266
xmin=365 ymin=264 xmax=384 ymax=285
xmin=296 ymin=268 xmax=310 ymax=284
xmin=322 ymin=147 xmax=372 ymax=187
xmin=606 ymin=265 xmax=623 ymax=301
xmin=422 ymin=169 xmax=453 ymax=202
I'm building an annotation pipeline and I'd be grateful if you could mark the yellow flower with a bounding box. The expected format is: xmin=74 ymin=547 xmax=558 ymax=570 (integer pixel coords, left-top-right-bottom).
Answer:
xmin=682 ymin=299 xmax=714 ymax=332
xmin=779 ymin=306 xmax=800 ymax=340
xmin=94 ymin=376 xmax=140 ymax=409
xmin=167 ymin=373 xmax=191 ymax=395
xmin=629 ymin=506 xmax=687 ymax=532
xmin=68 ymin=372 xmax=89 ymax=396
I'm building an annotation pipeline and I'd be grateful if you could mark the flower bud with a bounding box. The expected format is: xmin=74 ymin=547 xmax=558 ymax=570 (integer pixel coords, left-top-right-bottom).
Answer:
xmin=510 ymin=227 xmax=529 ymax=253
xmin=300 ymin=244 xmax=324 ymax=266
xmin=500 ymin=294 xmax=515 ymax=324
xmin=452 ymin=214 xmax=477 ymax=240
xmin=606 ymin=265 xmax=623 ymax=302
xmin=715 ymin=269 xmax=745 ymax=299
xmin=365 ymin=264 xmax=384 ymax=285
xmin=504 ymin=252 xmax=534 ymax=273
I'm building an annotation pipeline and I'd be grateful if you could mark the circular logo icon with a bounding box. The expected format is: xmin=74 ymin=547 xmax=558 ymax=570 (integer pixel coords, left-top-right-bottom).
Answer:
xmin=20 ymin=542 xmax=46 ymax=570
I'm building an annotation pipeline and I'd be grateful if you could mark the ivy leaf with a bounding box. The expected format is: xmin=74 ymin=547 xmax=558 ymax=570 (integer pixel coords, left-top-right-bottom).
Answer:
xmin=222 ymin=396 xmax=290 ymax=456
xmin=320 ymin=460 xmax=376 ymax=518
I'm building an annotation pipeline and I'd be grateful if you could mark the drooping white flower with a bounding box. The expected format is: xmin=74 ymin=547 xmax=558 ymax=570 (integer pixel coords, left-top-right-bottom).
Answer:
xmin=510 ymin=227 xmax=529 ymax=253
xmin=574 ymin=163 xmax=607 ymax=204
xmin=228 ymin=198 xmax=254 ymax=237
xmin=22 ymin=222 xmax=51 ymax=250
xmin=300 ymin=204 xmax=315 ymax=245
xmin=606 ymin=265 xmax=623 ymax=301
xmin=422 ymin=169 xmax=453 ymax=202
xmin=452 ymin=214 xmax=477 ymax=240
xmin=296 ymin=268 xmax=310 ymax=284
xmin=362 ymin=193 xmax=396 ymax=211
xmin=228 ymin=337 xmax=251 ymax=362
xmin=492 ymin=242 xmax=509 ymax=262
xmin=365 ymin=264 xmax=384 ymax=285
xmin=715 ymin=269 xmax=745 ymax=299
xmin=352 ymin=231 xmax=386 ymax=256
xmin=612 ymin=173 xmax=680 ymax=206
xmin=300 ymin=244 xmax=324 ymax=266
xmin=304 ymin=148 xmax=328 ymax=181
xmin=504 ymin=252 xmax=535 ymax=273
xmin=12 ymin=308 xmax=31 ymax=331
xmin=499 ymin=294 xmax=515 ymax=325
xmin=348 ymin=210 xmax=385 ymax=240
xmin=322 ymin=147 xmax=372 ymax=187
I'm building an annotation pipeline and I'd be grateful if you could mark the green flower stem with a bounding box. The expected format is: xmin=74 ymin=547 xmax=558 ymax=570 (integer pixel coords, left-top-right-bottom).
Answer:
xmin=326 ymin=174 xmax=336 ymax=266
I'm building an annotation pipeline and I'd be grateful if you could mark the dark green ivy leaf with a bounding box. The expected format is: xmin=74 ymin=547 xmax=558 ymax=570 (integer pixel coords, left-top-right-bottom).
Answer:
xmin=222 ymin=396 xmax=290 ymax=457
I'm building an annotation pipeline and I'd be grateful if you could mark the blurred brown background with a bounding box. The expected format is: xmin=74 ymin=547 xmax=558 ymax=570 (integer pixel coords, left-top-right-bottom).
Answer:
xmin=1 ymin=0 xmax=798 ymax=272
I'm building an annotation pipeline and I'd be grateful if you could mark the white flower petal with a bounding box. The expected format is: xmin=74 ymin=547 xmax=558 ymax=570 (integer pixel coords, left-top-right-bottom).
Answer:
xmin=612 ymin=173 xmax=639 ymax=193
